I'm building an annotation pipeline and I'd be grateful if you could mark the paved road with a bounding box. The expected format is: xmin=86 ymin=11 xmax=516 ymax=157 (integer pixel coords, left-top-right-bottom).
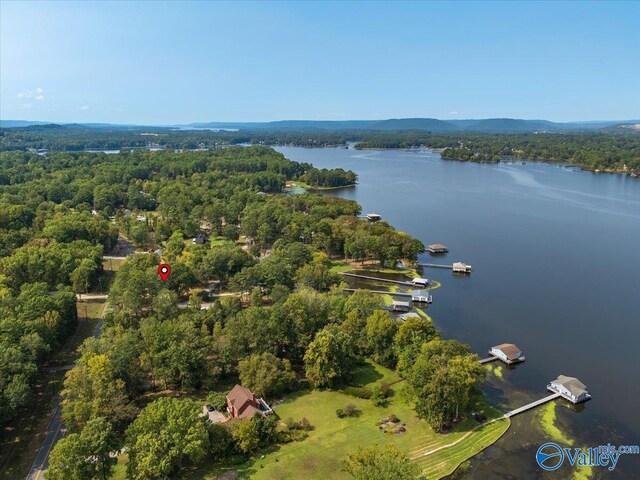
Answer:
xmin=26 ymin=302 xmax=109 ymax=480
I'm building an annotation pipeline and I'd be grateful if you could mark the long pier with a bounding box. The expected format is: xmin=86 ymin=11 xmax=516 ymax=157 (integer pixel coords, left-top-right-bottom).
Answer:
xmin=479 ymin=356 xmax=499 ymax=364
xmin=503 ymin=393 xmax=561 ymax=418
xmin=343 ymin=288 xmax=411 ymax=297
xmin=340 ymin=272 xmax=411 ymax=286
xmin=418 ymin=263 xmax=453 ymax=270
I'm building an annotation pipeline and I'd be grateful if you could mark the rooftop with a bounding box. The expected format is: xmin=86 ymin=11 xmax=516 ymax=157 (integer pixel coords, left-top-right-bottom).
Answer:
xmin=552 ymin=375 xmax=588 ymax=396
xmin=492 ymin=343 xmax=522 ymax=360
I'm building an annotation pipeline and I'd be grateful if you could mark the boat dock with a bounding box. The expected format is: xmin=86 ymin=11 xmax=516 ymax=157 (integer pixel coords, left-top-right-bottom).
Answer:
xmin=419 ymin=262 xmax=472 ymax=273
xmin=340 ymin=272 xmax=411 ymax=286
xmin=419 ymin=263 xmax=454 ymax=269
xmin=427 ymin=243 xmax=448 ymax=254
xmin=504 ymin=393 xmax=561 ymax=418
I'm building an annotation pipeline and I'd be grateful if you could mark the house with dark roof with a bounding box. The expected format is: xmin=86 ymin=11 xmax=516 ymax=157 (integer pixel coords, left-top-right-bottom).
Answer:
xmin=489 ymin=343 xmax=525 ymax=364
xmin=226 ymin=384 xmax=273 ymax=420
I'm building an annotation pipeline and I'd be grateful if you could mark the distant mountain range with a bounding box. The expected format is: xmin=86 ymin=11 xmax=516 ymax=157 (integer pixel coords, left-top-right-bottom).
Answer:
xmin=2 ymin=118 xmax=639 ymax=133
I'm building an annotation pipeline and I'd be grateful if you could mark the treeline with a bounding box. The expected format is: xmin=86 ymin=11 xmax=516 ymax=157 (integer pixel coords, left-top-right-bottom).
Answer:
xmin=355 ymin=131 xmax=640 ymax=172
xmin=302 ymin=167 xmax=357 ymax=187
xmin=3 ymin=124 xmax=639 ymax=172
xmin=441 ymin=146 xmax=500 ymax=163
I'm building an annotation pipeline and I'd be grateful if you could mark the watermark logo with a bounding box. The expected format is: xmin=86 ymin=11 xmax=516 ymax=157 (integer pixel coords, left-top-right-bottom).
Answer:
xmin=536 ymin=442 xmax=640 ymax=472
xmin=536 ymin=443 xmax=564 ymax=471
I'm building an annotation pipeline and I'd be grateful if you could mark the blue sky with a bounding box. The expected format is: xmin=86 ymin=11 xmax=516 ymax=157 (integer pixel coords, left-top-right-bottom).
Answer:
xmin=1 ymin=1 xmax=638 ymax=124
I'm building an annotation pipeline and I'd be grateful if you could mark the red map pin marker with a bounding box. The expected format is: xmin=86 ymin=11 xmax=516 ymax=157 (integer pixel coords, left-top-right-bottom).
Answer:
xmin=158 ymin=263 xmax=171 ymax=282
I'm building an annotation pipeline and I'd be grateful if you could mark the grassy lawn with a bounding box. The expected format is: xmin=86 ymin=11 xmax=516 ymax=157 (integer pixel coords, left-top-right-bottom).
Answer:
xmin=329 ymin=260 xmax=354 ymax=274
xmin=180 ymin=361 xmax=508 ymax=480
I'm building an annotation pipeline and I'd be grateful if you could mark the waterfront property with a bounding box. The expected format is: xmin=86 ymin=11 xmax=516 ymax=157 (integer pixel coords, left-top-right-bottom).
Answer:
xmin=411 ymin=289 xmax=433 ymax=304
xmin=547 ymin=375 xmax=591 ymax=404
xmin=452 ymin=262 xmax=472 ymax=273
xmin=226 ymin=384 xmax=273 ymax=419
xmin=391 ymin=299 xmax=412 ymax=312
xmin=489 ymin=343 xmax=525 ymax=364
xmin=410 ymin=277 xmax=430 ymax=288
xmin=427 ymin=243 xmax=448 ymax=254
xmin=366 ymin=213 xmax=382 ymax=221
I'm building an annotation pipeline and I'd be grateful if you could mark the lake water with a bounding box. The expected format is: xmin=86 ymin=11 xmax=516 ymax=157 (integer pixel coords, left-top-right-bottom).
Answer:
xmin=274 ymin=146 xmax=640 ymax=479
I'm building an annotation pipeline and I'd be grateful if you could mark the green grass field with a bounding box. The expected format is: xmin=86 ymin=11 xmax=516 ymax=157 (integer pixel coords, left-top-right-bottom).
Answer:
xmin=179 ymin=361 xmax=509 ymax=480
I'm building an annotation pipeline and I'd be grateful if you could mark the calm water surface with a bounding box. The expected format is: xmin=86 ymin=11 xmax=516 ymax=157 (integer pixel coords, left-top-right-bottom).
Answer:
xmin=275 ymin=146 xmax=640 ymax=479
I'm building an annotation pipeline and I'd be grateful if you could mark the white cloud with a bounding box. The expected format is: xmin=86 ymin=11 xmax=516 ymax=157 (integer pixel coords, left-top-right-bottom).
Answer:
xmin=449 ymin=111 xmax=460 ymax=116
xmin=80 ymin=105 xmax=90 ymax=111
xmin=21 ymin=103 xmax=34 ymax=109
xmin=17 ymin=88 xmax=45 ymax=101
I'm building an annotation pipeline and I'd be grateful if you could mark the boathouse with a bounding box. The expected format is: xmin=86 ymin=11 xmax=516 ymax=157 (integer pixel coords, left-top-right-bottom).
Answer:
xmin=452 ymin=262 xmax=472 ymax=273
xmin=489 ymin=343 xmax=525 ymax=364
xmin=427 ymin=243 xmax=448 ymax=254
xmin=391 ymin=300 xmax=412 ymax=312
xmin=547 ymin=375 xmax=591 ymax=404
xmin=410 ymin=278 xmax=430 ymax=288
xmin=411 ymin=290 xmax=433 ymax=304
xmin=366 ymin=213 xmax=382 ymax=222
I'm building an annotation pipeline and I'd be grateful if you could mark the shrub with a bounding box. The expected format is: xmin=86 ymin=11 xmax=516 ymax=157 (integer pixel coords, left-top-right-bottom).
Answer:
xmin=206 ymin=392 xmax=227 ymax=411
xmin=343 ymin=403 xmax=358 ymax=416
xmin=380 ymin=382 xmax=392 ymax=397
xmin=300 ymin=417 xmax=312 ymax=431
xmin=370 ymin=388 xmax=387 ymax=407
xmin=336 ymin=405 xmax=359 ymax=418
xmin=341 ymin=386 xmax=372 ymax=399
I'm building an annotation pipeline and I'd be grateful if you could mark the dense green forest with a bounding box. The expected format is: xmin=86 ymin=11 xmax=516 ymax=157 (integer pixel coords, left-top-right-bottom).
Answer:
xmin=2 ymin=125 xmax=639 ymax=173
xmin=2 ymin=146 xmax=487 ymax=480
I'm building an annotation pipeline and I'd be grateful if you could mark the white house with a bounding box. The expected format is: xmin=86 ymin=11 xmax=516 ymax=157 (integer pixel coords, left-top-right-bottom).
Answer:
xmin=452 ymin=262 xmax=472 ymax=273
xmin=410 ymin=278 xmax=430 ymax=288
xmin=489 ymin=343 xmax=525 ymax=364
xmin=548 ymin=375 xmax=591 ymax=403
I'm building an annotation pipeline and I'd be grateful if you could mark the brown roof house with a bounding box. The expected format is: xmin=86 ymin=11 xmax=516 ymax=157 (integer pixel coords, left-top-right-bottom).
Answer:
xmin=489 ymin=343 xmax=525 ymax=364
xmin=226 ymin=384 xmax=273 ymax=420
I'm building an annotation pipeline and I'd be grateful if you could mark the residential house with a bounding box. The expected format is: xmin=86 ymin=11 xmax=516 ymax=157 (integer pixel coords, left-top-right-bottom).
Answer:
xmin=226 ymin=384 xmax=273 ymax=420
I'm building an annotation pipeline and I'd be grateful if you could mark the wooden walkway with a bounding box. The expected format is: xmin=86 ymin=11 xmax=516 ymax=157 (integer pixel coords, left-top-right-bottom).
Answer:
xmin=479 ymin=356 xmax=498 ymax=364
xmin=340 ymin=272 xmax=410 ymax=286
xmin=503 ymin=393 xmax=561 ymax=418
xmin=343 ymin=288 xmax=411 ymax=297
xmin=418 ymin=263 xmax=453 ymax=270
